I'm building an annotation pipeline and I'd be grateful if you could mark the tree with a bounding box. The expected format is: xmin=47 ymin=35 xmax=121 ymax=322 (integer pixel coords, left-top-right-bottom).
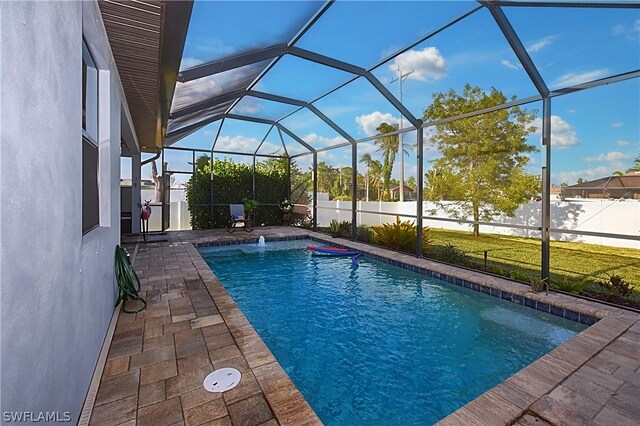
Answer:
xmin=290 ymin=159 xmax=311 ymax=205
xmin=406 ymin=176 xmax=417 ymax=191
xmin=626 ymin=155 xmax=640 ymax=174
xmin=317 ymin=162 xmax=338 ymax=195
xmin=375 ymin=122 xmax=399 ymax=200
xmin=360 ymin=153 xmax=374 ymax=201
xmin=576 ymin=178 xmax=585 ymax=184
xmin=423 ymin=84 xmax=539 ymax=236
xmin=369 ymin=159 xmax=383 ymax=201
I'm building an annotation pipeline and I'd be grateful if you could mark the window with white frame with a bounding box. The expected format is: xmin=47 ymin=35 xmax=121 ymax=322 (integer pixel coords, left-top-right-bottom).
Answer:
xmin=82 ymin=40 xmax=99 ymax=234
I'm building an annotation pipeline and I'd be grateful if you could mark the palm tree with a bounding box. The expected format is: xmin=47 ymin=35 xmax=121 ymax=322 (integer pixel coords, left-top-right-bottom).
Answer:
xmin=369 ymin=159 xmax=383 ymax=201
xmin=374 ymin=122 xmax=399 ymax=201
xmin=360 ymin=153 xmax=374 ymax=201
xmin=627 ymin=155 xmax=640 ymax=174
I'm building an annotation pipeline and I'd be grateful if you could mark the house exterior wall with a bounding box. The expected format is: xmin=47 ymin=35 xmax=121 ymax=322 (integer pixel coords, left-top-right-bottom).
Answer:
xmin=1 ymin=1 xmax=128 ymax=422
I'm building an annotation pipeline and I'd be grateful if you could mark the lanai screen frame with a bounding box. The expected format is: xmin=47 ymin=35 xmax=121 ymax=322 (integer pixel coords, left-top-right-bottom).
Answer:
xmin=164 ymin=0 xmax=640 ymax=281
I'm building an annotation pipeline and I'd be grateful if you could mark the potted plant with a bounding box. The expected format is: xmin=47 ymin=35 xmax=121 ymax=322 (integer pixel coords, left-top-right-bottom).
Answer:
xmin=241 ymin=198 xmax=259 ymax=228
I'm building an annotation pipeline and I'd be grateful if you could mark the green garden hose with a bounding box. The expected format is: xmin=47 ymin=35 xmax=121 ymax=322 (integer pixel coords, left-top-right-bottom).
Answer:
xmin=115 ymin=245 xmax=146 ymax=313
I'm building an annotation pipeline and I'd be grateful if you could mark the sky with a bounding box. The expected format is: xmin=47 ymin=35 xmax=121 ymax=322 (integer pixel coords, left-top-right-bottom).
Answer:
xmin=124 ymin=1 xmax=640 ymax=186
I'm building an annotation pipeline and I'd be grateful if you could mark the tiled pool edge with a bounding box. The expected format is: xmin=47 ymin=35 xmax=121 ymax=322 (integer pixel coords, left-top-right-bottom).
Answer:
xmin=303 ymin=235 xmax=604 ymax=325
xmin=191 ymin=230 xmax=640 ymax=425
xmin=184 ymin=241 xmax=322 ymax=426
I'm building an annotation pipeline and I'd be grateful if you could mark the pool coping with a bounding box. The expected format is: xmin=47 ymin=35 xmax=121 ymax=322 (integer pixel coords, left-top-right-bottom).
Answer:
xmin=184 ymin=241 xmax=322 ymax=425
xmin=191 ymin=229 xmax=640 ymax=425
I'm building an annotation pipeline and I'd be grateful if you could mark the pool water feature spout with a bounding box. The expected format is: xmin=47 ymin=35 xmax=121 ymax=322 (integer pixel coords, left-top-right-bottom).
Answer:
xmin=257 ymin=236 xmax=266 ymax=247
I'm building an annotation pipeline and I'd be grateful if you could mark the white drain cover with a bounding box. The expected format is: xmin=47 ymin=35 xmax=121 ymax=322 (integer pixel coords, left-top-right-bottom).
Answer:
xmin=203 ymin=368 xmax=241 ymax=392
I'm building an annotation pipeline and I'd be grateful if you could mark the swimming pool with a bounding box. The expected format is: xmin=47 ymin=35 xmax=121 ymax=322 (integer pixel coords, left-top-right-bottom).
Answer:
xmin=199 ymin=240 xmax=586 ymax=425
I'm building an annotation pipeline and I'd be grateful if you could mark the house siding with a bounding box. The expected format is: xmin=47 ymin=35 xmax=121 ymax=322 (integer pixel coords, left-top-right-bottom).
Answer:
xmin=1 ymin=1 xmax=127 ymax=422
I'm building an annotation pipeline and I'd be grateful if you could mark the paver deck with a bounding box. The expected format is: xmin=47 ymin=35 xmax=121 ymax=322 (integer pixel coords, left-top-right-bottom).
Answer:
xmin=87 ymin=227 xmax=640 ymax=425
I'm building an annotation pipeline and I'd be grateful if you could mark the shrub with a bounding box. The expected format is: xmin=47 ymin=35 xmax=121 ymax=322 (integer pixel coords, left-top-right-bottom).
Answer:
xmin=329 ymin=220 xmax=352 ymax=237
xmin=339 ymin=221 xmax=351 ymax=237
xmin=329 ymin=220 xmax=341 ymax=236
xmin=185 ymin=156 xmax=287 ymax=229
xmin=550 ymin=276 xmax=592 ymax=294
xmin=356 ymin=225 xmax=374 ymax=243
xmin=486 ymin=265 xmax=506 ymax=276
xmin=529 ymin=276 xmax=549 ymax=294
xmin=372 ymin=218 xmax=429 ymax=254
xmin=597 ymin=274 xmax=633 ymax=300
xmin=433 ymin=243 xmax=467 ymax=265
xmin=508 ymin=269 xmax=532 ymax=283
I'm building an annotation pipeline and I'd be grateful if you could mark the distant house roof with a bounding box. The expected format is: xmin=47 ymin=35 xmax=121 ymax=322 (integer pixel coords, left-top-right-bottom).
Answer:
xmin=566 ymin=175 xmax=640 ymax=190
xmin=389 ymin=185 xmax=416 ymax=192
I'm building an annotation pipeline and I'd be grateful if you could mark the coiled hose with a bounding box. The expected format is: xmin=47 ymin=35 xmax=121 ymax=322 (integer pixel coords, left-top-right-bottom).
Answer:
xmin=115 ymin=245 xmax=146 ymax=313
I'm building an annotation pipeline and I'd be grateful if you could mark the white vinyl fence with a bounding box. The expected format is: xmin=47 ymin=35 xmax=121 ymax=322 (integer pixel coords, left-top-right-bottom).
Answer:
xmin=316 ymin=199 xmax=640 ymax=249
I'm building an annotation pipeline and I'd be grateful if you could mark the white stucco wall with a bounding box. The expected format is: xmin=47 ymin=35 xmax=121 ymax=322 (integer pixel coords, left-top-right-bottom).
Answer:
xmin=1 ymin=1 xmax=126 ymax=421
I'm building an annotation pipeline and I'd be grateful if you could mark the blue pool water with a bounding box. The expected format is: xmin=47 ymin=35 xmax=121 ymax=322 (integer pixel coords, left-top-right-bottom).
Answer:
xmin=199 ymin=240 xmax=586 ymax=425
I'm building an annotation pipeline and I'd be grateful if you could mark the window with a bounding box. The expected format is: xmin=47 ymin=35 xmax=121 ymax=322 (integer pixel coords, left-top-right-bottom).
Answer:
xmin=82 ymin=40 xmax=99 ymax=234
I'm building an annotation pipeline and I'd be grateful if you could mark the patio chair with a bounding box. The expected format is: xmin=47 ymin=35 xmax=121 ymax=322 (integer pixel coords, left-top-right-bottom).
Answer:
xmin=227 ymin=204 xmax=254 ymax=233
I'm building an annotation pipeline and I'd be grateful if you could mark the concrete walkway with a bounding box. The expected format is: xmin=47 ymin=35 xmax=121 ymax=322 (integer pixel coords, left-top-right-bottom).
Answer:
xmin=88 ymin=227 xmax=639 ymax=425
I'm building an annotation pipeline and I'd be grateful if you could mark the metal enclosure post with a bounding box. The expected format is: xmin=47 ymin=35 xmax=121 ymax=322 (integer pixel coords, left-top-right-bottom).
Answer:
xmin=161 ymin=149 xmax=165 ymax=232
xmin=252 ymin=155 xmax=257 ymax=199
xmin=313 ymin=152 xmax=318 ymax=231
xmin=540 ymin=96 xmax=551 ymax=280
xmin=416 ymin=129 xmax=424 ymax=257
xmin=287 ymin=157 xmax=292 ymax=202
xmin=351 ymin=142 xmax=357 ymax=240
xmin=541 ymin=97 xmax=552 ymax=282
xmin=210 ymin=150 xmax=214 ymax=227
xmin=131 ymin=153 xmax=142 ymax=234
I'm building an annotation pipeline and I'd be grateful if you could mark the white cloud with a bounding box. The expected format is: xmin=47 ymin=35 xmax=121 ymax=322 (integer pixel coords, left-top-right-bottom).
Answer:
xmin=233 ymin=97 xmax=262 ymax=115
xmin=532 ymin=115 xmax=579 ymax=148
xmin=180 ymin=57 xmax=204 ymax=70
xmin=501 ymin=59 xmax=520 ymax=70
xmin=318 ymin=151 xmax=337 ymax=163
xmin=616 ymin=140 xmax=631 ymax=146
xmin=551 ymin=69 xmax=609 ymax=88
xmin=553 ymin=166 xmax=610 ymax=184
xmin=355 ymin=112 xmax=399 ymax=137
xmin=390 ymin=47 xmax=447 ymax=81
xmin=567 ymin=109 xmax=576 ymax=113
xmin=217 ymin=135 xmax=281 ymax=154
xmin=203 ymin=129 xmax=217 ymax=136
xmin=612 ymin=24 xmax=626 ymax=36
xmin=611 ymin=121 xmax=624 ymax=128
xmin=526 ymin=35 xmax=557 ymax=53
xmin=584 ymin=151 xmax=630 ymax=163
xmin=611 ymin=19 xmax=640 ymax=41
xmin=302 ymin=133 xmax=346 ymax=147
xmin=357 ymin=143 xmax=378 ymax=157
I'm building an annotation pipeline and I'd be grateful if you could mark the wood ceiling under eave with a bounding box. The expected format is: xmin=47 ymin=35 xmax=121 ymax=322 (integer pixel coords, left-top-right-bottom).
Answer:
xmin=99 ymin=0 xmax=192 ymax=152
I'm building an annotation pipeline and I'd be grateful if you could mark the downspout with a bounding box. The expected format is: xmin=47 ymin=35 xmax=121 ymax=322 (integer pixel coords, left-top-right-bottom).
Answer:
xmin=141 ymin=149 xmax=162 ymax=166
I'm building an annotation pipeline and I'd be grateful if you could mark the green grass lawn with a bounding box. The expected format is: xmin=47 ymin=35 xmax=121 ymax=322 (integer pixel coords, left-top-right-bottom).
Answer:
xmin=428 ymin=228 xmax=640 ymax=288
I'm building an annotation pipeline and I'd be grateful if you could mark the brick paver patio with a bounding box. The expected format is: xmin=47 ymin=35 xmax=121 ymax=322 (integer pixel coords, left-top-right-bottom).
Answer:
xmin=86 ymin=227 xmax=639 ymax=425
